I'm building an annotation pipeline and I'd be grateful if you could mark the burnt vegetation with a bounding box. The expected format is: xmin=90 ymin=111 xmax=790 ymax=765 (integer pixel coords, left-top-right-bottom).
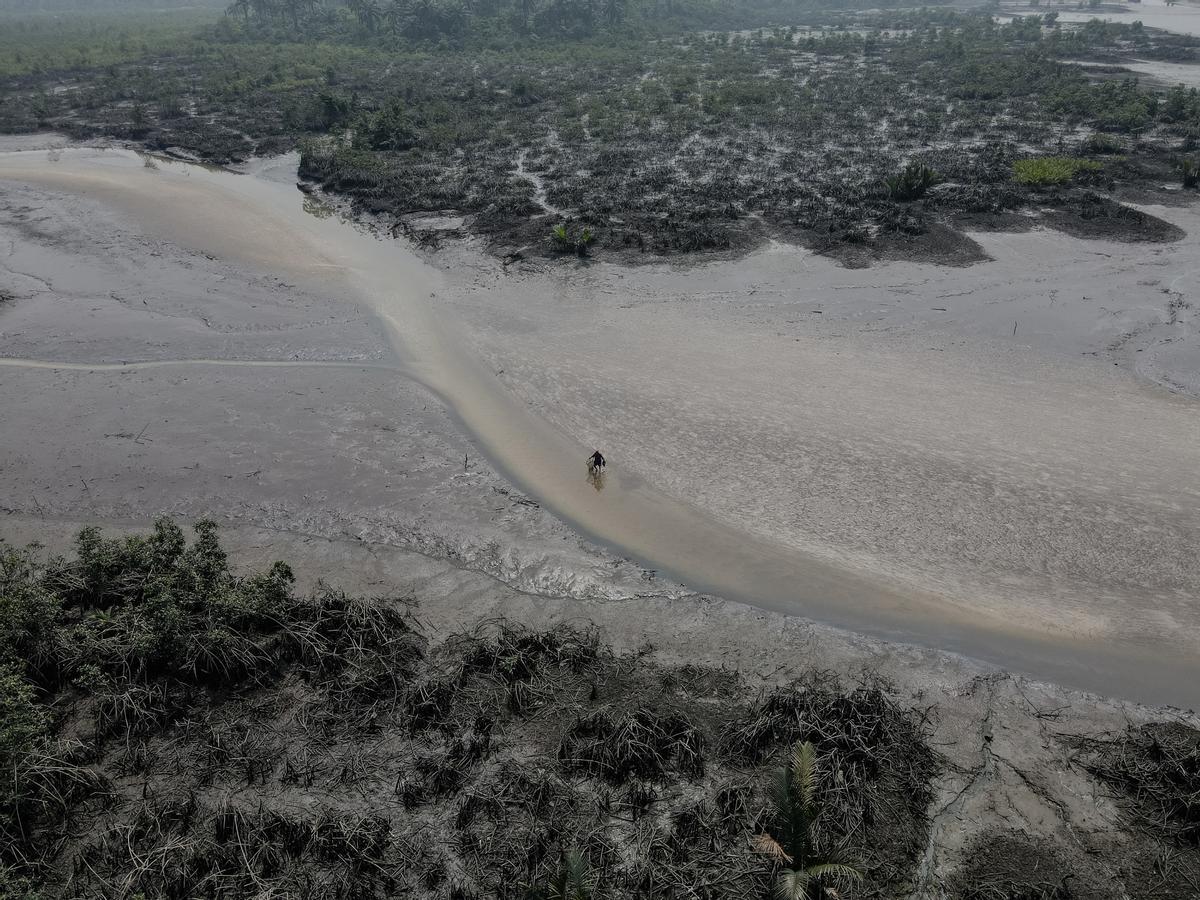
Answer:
xmin=2 ymin=524 xmax=1199 ymax=897
xmin=1 ymin=2 xmax=1198 ymax=265
xmin=0 ymin=519 xmax=949 ymax=898
xmin=945 ymin=831 xmax=1079 ymax=900
xmin=939 ymin=723 xmax=1200 ymax=900
xmin=1077 ymin=722 xmax=1200 ymax=848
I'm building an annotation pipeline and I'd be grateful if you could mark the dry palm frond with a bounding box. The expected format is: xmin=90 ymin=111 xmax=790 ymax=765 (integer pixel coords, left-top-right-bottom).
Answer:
xmin=752 ymin=832 xmax=793 ymax=866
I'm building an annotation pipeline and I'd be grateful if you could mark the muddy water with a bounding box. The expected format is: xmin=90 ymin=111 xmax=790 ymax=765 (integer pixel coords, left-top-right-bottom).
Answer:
xmin=1 ymin=147 xmax=1195 ymax=705
xmin=1051 ymin=0 xmax=1200 ymax=37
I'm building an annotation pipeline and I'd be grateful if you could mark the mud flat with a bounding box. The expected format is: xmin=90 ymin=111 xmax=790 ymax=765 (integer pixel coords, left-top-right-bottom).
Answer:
xmin=1116 ymin=56 xmax=1200 ymax=88
xmin=0 ymin=156 xmax=654 ymax=602
xmin=440 ymin=214 xmax=1200 ymax=707
xmin=4 ymin=143 xmax=1200 ymax=894
xmin=1 ymin=147 xmax=1198 ymax=710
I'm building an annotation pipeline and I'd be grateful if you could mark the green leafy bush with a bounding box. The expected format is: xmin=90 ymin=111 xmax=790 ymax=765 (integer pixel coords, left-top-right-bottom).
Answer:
xmin=1013 ymin=156 xmax=1102 ymax=186
xmin=356 ymin=97 xmax=420 ymax=151
xmin=549 ymin=222 xmax=597 ymax=256
xmin=1082 ymin=132 xmax=1122 ymax=155
xmin=0 ymin=668 xmax=50 ymax=840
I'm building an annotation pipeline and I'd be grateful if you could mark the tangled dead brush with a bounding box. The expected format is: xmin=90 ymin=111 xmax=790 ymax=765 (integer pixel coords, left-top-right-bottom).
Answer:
xmin=945 ymin=831 xmax=1077 ymax=900
xmin=1 ymin=520 xmax=944 ymax=899
xmin=559 ymin=708 xmax=706 ymax=782
xmin=1077 ymin=721 xmax=1200 ymax=847
xmin=724 ymin=672 xmax=940 ymax=881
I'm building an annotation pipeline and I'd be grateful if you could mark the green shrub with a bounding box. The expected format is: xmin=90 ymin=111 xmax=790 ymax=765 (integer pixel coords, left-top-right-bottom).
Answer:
xmin=1013 ymin=156 xmax=1102 ymax=186
xmin=0 ymin=549 xmax=61 ymax=687
xmin=549 ymin=223 xmax=597 ymax=257
xmin=883 ymin=162 xmax=940 ymax=201
xmin=356 ymin=98 xmax=420 ymax=151
xmin=0 ymin=667 xmax=51 ymax=836
xmin=0 ymin=666 xmax=94 ymax=859
xmin=1082 ymin=133 xmax=1122 ymax=154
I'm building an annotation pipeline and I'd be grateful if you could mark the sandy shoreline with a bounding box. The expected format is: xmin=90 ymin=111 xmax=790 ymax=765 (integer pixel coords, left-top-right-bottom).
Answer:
xmin=1 ymin=144 xmax=1198 ymax=708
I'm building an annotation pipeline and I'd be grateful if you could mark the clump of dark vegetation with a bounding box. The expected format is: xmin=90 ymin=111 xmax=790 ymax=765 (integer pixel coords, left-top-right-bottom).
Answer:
xmin=725 ymin=674 xmax=940 ymax=883
xmin=550 ymin=222 xmax=596 ymax=257
xmin=884 ymin=162 xmax=940 ymax=202
xmin=1045 ymin=193 xmax=1186 ymax=242
xmin=1078 ymin=722 xmax=1200 ymax=847
xmin=0 ymin=519 xmax=944 ymax=898
xmin=754 ymin=739 xmax=863 ymax=899
xmin=559 ymin=707 xmax=706 ymax=781
xmin=941 ymin=820 xmax=1199 ymax=900
xmin=945 ymin=831 xmax=1081 ymax=900
xmin=1 ymin=4 xmax=1196 ymax=266
xmin=0 ymin=519 xmax=423 ymax=855
xmin=1182 ymin=158 xmax=1199 ymax=190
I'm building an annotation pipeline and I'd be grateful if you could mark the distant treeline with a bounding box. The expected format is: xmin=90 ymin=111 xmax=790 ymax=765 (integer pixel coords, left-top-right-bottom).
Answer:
xmin=216 ymin=0 xmax=928 ymax=42
xmin=0 ymin=0 xmax=224 ymax=9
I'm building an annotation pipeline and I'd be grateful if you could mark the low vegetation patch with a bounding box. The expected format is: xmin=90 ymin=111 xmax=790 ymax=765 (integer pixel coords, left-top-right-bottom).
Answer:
xmin=2 ymin=5 xmax=1197 ymax=264
xmin=884 ymin=162 xmax=941 ymax=202
xmin=1182 ymin=157 xmax=1199 ymax=190
xmin=0 ymin=519 xmax=942 ymax=898
xmin=945 ymin=831 xmax=1081 ymax=900
xmin=1044 ymin=192 xmax=1184 ymax=243
xmin=1013 ymin=156 xmax=1103 ymax=186
xmin=1077 ymin=722 xmax=1200 ymax=847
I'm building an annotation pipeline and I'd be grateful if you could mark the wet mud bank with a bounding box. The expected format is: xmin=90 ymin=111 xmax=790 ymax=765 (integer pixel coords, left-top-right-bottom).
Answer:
xmin=1 ymin=147 xmax=1199 ymax=709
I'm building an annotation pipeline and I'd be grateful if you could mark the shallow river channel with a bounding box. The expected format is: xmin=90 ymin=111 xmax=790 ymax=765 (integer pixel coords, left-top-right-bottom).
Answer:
xmin=2 ymin=147 xmax=1197 ymax=706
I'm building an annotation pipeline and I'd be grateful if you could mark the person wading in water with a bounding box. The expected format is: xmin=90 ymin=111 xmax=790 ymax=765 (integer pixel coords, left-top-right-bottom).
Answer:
xmin=588 ymin=449 xmax=606 ymax=474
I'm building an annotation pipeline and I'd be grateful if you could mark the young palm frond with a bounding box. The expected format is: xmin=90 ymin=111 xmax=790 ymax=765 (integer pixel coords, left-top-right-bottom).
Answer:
xmin=756 ymin=740 xmax=864 ymax=900
xmin=791 ymin=739 xmax=817 ymax=811
xmin=527 ymin=847 xmax=593 ymax=900
xmin=774 ymin=867 xmax=814 ymax=900
xmin=557 ymin=848 xmax=592 ymax=900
